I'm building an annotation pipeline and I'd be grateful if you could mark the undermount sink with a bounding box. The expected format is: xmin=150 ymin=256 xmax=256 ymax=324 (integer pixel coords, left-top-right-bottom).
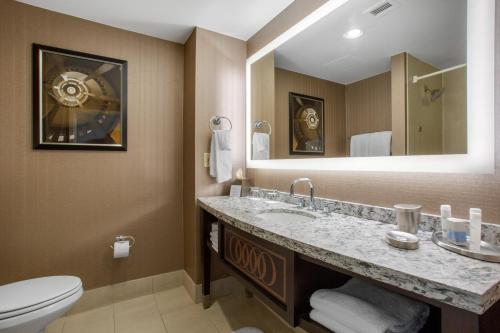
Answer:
xmin=257 ymin=210 xmax=316 ymax=223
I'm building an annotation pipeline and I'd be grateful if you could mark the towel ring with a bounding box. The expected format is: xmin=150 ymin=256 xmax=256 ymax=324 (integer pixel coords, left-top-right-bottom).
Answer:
xmin=254 ymin=120 xmax=272 ymax=135
xmin=209 ymin=116 xmax=232 ymax=131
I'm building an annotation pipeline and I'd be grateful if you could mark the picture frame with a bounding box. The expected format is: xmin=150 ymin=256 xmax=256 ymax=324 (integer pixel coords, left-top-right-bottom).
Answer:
xmin=33 ymin=44 xmax=127 ymax=150
xmin=288 ymin=92 xmax=325 ymax=155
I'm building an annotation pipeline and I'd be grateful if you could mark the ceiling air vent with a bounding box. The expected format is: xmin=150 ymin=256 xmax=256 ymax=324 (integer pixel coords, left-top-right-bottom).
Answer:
xmin=370 ymin=2 xmax=392 ymax=15
xmin=365 ymin=1 xmax=400 ymax=17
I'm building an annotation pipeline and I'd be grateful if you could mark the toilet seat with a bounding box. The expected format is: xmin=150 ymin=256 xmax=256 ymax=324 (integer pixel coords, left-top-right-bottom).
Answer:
xmin=0 ymin=276 xmax=82 ymax=320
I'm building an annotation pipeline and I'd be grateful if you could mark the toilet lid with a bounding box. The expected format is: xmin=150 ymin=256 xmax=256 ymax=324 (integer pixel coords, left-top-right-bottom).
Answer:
xmin=0 ymin=276 xmax=82 ymax=320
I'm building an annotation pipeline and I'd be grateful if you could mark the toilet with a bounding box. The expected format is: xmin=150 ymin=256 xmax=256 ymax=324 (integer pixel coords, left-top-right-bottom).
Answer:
xmin=0 ymin=276 xmax=83 ymax=333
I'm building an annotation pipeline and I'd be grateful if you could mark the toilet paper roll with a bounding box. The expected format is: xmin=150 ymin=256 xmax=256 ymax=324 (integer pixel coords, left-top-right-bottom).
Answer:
xmin=113 ymin=240 xmax=129 ymax=258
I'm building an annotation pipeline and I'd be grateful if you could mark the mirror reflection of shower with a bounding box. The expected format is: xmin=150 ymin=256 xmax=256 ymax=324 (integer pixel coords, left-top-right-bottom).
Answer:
xmin=424 ymin=85 xmax=445 ymax=102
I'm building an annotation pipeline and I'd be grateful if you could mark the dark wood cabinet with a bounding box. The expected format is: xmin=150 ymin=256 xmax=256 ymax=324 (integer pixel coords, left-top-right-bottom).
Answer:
xmin=223 ymin=227 xmax=289 ymax=304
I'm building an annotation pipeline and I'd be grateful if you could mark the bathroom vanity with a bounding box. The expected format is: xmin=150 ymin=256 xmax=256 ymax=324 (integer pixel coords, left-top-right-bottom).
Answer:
xmin=199 ymin=196 xmax=500 ymax=333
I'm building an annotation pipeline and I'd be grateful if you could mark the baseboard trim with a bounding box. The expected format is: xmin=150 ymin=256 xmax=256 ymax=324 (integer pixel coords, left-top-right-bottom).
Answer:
xmin=68 ymin=270 xmax=184 ymax=315
xmin=68 ymin=269 xmax=241 ymax=315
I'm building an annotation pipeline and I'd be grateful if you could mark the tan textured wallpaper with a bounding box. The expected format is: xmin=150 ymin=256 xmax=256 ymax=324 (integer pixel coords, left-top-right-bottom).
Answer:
xmin=274 ymin=68 xmax=346 ymax=158
xmin=247 ymin=1 xmax=500 ymax=224
xmin=345 ymin=72 xmax=392 ymax=140
xmin=0 ymin=0 xmax=184 ymax=288
xmin=183 ymin=28 xmax=247 ymax=283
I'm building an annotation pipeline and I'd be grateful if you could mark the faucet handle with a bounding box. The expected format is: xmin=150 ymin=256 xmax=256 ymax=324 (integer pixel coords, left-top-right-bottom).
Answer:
xmin=297 ymin=197 xmax=306 ymax=208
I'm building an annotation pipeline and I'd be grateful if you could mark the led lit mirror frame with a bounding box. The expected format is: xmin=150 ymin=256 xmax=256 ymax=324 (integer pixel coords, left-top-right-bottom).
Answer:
xmin=246 ymin=0 xmax=495 ymax=173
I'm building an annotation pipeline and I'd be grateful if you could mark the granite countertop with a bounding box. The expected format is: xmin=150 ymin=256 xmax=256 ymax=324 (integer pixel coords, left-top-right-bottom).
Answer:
xmin=198 ymin=196 xmax=500 ymax=315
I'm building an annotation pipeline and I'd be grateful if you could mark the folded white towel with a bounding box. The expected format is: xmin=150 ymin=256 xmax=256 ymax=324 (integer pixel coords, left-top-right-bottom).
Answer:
xmin=350 ymin=131 xmax=392 ymax=157
xmin=310 ymin=309 xmax=358 ymax=333
xmin=368 ymin=131 xmax=392 ymax=157
xmin=311 ymin=289 xmax=399 ymax=333
xmin=211 ymin=223 xmax=218 ymax=231
xmin=210 ymin=130 xmax=232 ymax=183
xmin=350 ymin=133 xmax=370 ymax=157
xmin=310 ymin=278 xmax=429 ymax=333
xmin=338 ymin=278 xmax=429 ymax=332
xmin=252 ymin=132 xmax=270 ymax=160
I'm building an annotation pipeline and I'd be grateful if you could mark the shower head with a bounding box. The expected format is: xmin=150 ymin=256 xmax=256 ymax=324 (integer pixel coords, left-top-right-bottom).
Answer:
xmin=424 ymin=85 xmax=445 ymax=101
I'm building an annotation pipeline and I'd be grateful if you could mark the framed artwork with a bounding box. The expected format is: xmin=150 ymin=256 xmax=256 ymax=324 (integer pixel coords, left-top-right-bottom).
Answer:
xmin=33 ymin=44 xmax=127 ymax=150
xmin=288 ymin=92 xmax=325 ymax=155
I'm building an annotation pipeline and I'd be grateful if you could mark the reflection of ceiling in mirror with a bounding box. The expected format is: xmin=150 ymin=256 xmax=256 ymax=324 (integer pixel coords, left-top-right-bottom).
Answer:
xmin=274 ymin=0 xmax=466 ymax=84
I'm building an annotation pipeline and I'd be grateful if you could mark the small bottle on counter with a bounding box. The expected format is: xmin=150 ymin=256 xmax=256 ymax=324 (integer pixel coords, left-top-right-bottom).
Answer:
xmin=447 ymin=218 xmax=468 ymax=246
xmin=469 ymin=208 xmax=482 ymax=252
xmin=440 ymin=205 xmax=451 ymax=240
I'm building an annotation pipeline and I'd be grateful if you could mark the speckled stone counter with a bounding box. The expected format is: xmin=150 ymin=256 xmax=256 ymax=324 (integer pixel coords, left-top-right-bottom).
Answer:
xmin=198 ymin=196 xmax=500 ymax=315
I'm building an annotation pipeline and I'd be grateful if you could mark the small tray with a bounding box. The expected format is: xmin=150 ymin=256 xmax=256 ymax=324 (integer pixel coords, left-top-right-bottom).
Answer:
xmin=432 ymin=231 xmax=500 ymax=263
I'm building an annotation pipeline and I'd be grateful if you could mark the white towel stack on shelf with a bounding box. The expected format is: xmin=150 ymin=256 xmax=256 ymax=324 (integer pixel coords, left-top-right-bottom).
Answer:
xmin=310 ymin=278 xmax=429 ymax=333
xmin=210 ymin=223 xmax=219 ymax=252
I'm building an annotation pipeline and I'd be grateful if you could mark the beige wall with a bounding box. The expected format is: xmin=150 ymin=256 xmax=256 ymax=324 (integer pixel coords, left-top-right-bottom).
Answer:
xmin=251 ymin=52 xmax=276 ymax=158
xmin=183 ymin=28 xmax=246 ymax=283
xmin=274 ymin=68 xmax=346 ymax=158
xmin=407 ymin=54 xmax=443 ymax=155
xmin=246 ymin=0 xmax=500 ymax=224
xmin=0 ymin=0 xmax=184 ymax=288
xmin=391 ymin=53 xmax=407 ymax=155
xmin=443 ymin=67 xmax=467 ymax=154
xmin=345 ymin=72 xmax=392 ymax=147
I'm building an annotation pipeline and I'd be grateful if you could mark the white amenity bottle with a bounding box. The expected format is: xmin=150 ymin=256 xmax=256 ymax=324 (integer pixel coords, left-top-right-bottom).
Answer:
xmin=440 ymin=205 xmax=451 ymax=240
xmin=469 ymin=208 xmax=482 ymax=252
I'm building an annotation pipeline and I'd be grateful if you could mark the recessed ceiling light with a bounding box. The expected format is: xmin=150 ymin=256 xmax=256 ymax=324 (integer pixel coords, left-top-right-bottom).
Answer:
xmin=343 ymin=29 xmax=363 ymax=39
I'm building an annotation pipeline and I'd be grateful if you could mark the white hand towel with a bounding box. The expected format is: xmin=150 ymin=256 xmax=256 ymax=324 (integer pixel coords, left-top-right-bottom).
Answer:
xmin=350 ymin=131 xmax=392 ymax=157
xmin=368 ymin=131 xmax=392 ymax=156
xmin=337 ymin=278 xmax=429 ymax=332
xmin=252 ymin=132 xmax=270 ymax=160
xmin=310 ymin=309 xmax=358 ymax=333
xmin=350 ymin=133 xmax=371 ymax=157
xmin=311 ymin=289 xmax=399 ymax=333
xmin=310 ymin=278 xmax=429 ymax=333
xmin=210 ymin=130 xmax=232 ymax=183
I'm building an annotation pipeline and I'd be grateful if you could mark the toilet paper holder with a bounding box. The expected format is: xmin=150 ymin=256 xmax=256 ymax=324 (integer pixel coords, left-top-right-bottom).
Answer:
xmin=110 ymin=235 xmax=136 ymax=249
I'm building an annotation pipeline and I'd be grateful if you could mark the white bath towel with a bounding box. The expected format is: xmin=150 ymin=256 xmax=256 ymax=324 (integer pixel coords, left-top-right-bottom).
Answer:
xmin=310 ymin=309 xmax=358 ymax=333
xmin=252 ymin=132 xmax=270 ymax=160
xmin=350 ymin=133 xmax=370 ymax=157
xmin=311 ymin=289 xmax=399 ymax=333
xmin=368 ymin=131 xmax=392 ymax=157
xmin=350 ymin=131 xmax=392 ymax=157
xmin=310 ymin=278 xmax=429 ymax=333
xmin=338 ymin=278 xmax=429 ymax=331
xmin=210 ymin=130 xmax=232 ymax=183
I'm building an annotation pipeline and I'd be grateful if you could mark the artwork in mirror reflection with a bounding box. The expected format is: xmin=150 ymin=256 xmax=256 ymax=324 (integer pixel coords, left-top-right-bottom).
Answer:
xmin=289 ymin=93 xmax=324 ymax=155
xmin=250 ymin=0 xmax=467 ymax=160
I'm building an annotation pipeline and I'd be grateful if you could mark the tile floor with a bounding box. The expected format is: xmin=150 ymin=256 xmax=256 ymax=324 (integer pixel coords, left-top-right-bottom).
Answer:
xmin=46 ymin=286 xmax=303 ymax=333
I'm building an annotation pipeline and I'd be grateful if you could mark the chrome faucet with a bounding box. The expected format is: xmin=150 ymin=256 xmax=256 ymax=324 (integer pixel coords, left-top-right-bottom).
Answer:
xmin=290 ymin=178 xmax=316 ymax=210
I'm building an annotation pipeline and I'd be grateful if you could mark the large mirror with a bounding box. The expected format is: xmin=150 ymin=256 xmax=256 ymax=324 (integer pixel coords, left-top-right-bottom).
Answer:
xmin=250 ymin=0 xmax=468 ymax=160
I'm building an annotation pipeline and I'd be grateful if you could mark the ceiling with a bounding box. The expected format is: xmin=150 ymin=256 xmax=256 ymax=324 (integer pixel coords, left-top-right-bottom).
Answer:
xmin=16 ymin=0 xmax=294 ymax=43
xmin=274 ymin=0 xmax=467 ymax=84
